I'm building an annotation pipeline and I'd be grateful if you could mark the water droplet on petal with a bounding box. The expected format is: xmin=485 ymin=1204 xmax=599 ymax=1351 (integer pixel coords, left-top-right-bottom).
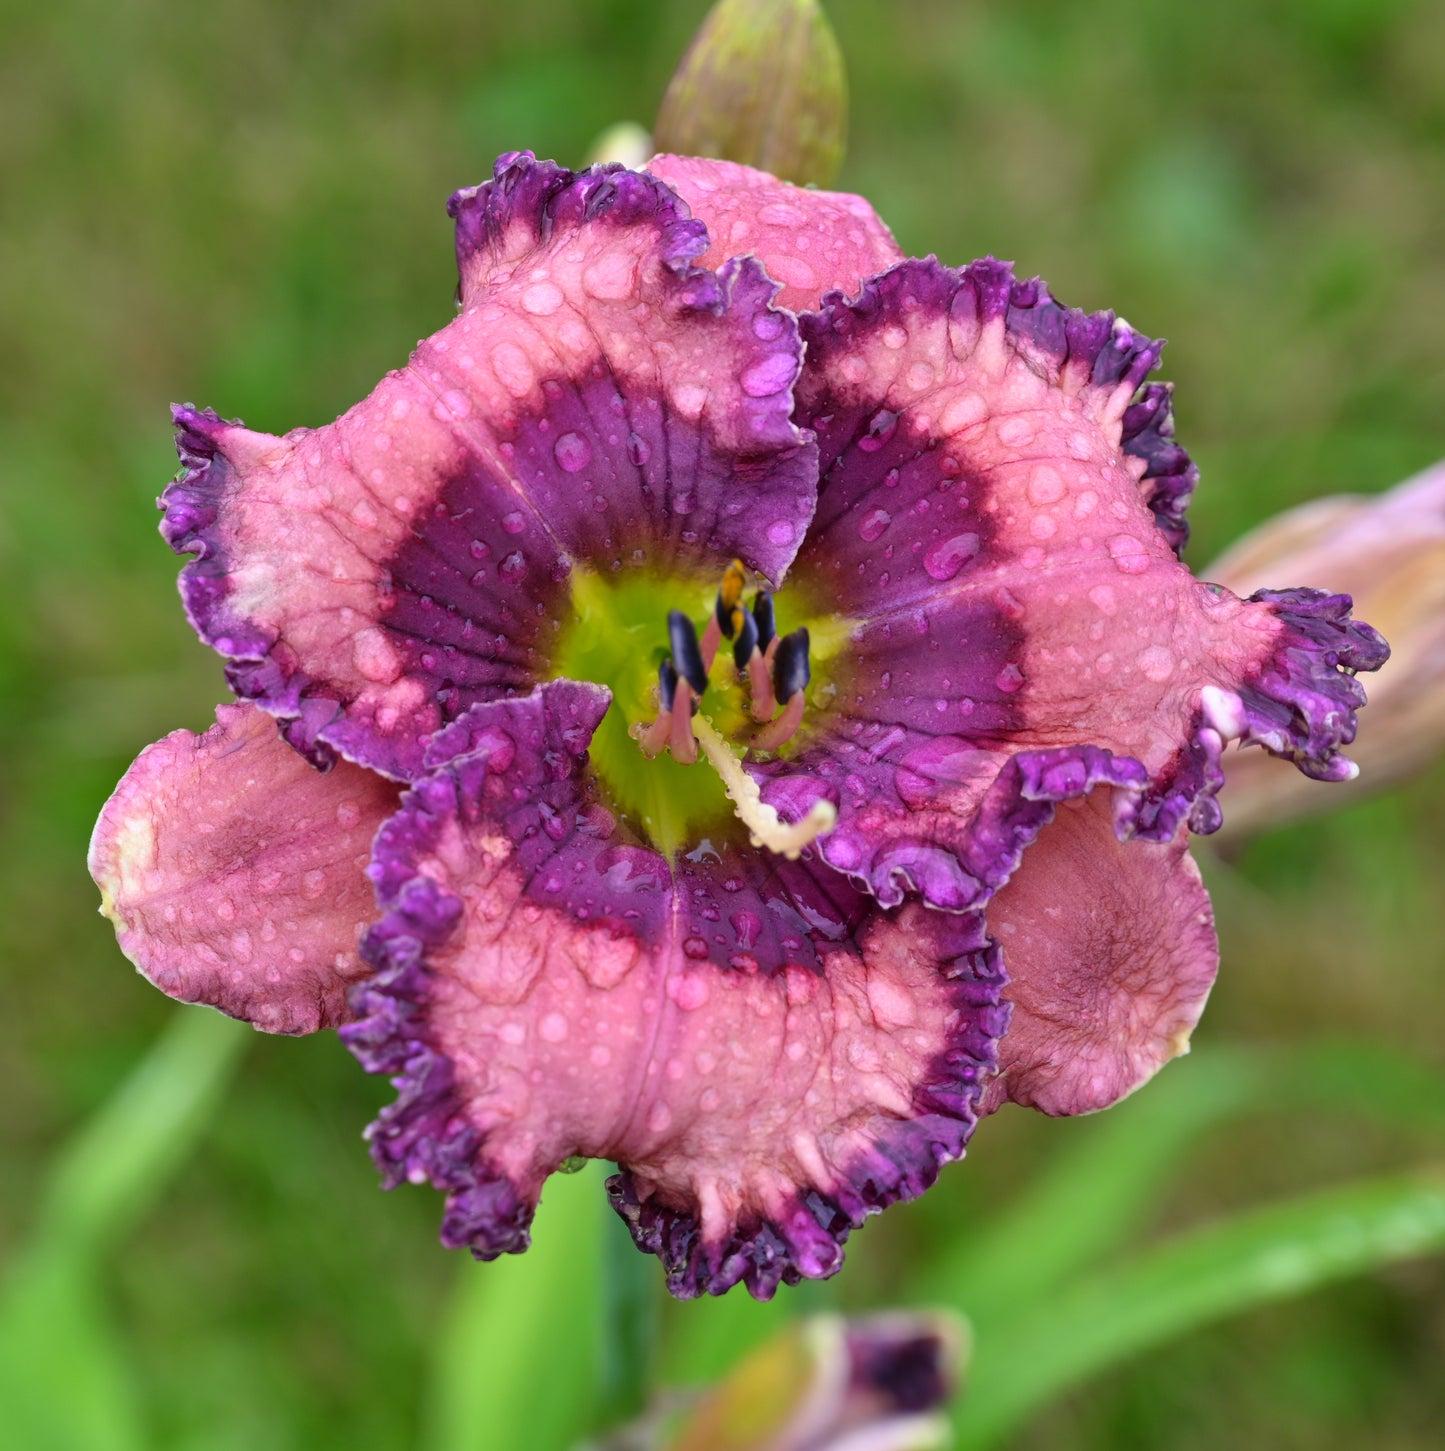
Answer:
xmin=858 ymin=507 xmax=892 ymax=541
xmin=741 ymin=353 xmax=795 ymax=398
xmin=923 ymin=532 xmax=980 ymax=581
xmin=668 ymin=974 xmax=710 ymax=1010
xmin=521 ymin=280 xmax=564 ymax=316
xmin=553 ymin=432 xmax=592 ymax=473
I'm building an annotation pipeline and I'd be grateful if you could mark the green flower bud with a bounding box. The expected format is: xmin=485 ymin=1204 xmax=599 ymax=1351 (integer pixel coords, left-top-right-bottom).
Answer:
xmin=654 ymin=0 xmax=848 ymax=187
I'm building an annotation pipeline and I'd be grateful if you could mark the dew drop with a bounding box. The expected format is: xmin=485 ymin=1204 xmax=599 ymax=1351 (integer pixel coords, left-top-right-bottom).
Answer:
xmin=645 ymin=1101 xmax=672 ymax=1134
xmin=923 ymin=532 xmax=981 ymax=581
xmin=682 ymin=935 xmax=710 ymax=961
xmin=741 ymin=353 xmax=795 ymax=397
xmin=668 ymin=974 xmax=710 ymax=1011
xmin=553 ymin=432 xmax=592 ymax=473
xmin=857 ymin=407 xmax=900 ymax=452
xmin=521 ymin=280 xmax=564 ymax=316
xmin=858 ymin=507 xmax=892 ymax=541
xmin=539 ymin=1011 xmax=569 ymax=1043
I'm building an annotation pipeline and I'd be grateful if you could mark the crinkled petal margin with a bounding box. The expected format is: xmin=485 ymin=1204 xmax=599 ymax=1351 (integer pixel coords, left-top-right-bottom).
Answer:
xmin=343 ymin=681 xmax=1010 ymax=1298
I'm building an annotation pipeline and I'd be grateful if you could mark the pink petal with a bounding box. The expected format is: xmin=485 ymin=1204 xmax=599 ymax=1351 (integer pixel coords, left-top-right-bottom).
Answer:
xmin=164 ymin=155 xmax=816 ymax=780
xmin=344 ymin=682 xmax=1007 ymax=1298
xmin=749 ymin=259 xmax=1385 ymax=909
xmin=648 ymin=154 xmax=904 ymax=313
xmin=981 ymin=793 xmax=1218 ymax=1115
xmin=89 ymin=703 xmax=399 ymax=1033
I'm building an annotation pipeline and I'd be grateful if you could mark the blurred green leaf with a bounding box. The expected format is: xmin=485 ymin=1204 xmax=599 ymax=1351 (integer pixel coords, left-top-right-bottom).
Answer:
xmin=424 ymin=1161 xmax=606 ymax=1451
xmin=0 ymin=1008 xmax=250 ymax=1451
xmin=922 ymin=1041 xmax=1445 ymax=1326
xmin=37 ymin=1008 xmax=250 ymax=1257
xmin=954 ymin=1167 xmax=1445 ymax=1449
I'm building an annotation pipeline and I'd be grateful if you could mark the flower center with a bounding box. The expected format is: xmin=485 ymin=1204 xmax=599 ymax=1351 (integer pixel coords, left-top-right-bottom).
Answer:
xmin=550 ymin=564 xmax=840 ymax=858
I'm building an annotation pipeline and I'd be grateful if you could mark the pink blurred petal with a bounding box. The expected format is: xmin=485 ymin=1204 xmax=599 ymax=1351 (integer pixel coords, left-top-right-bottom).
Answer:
xmin=1209 ymin=459 xmax=1445 ymax=834
xmin=89 ymin=703 xmax=399 ymax=1033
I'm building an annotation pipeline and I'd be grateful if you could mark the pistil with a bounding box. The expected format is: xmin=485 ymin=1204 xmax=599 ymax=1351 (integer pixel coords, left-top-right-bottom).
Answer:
xmin=692 ymin=715 xmax=836 ymax=860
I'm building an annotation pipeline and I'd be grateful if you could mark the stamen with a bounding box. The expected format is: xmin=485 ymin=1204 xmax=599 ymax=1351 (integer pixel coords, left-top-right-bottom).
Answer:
xmin=669 ymin=680 xmax=699 ymax=764
xmin=731 ymin=607 xmax=759 ymax=672
xmin=752 ymin=590 xmax=776 ymax=654
xmin=634 ymin=660 xmax=679 ymax=757
xmin=772 ymin=627 xmax=812 ymax=704
xmin=657 ymin=658 xmax=678 ymax=713
xmin=747 ymin=651 xmax=778 ymax=722
xmin=669 ymin=610 xmax=709 ymax=696
xmin=752 ymin=690 xmax=806 ymax=751
xmin=693 ymin=715 xmax=836 ymax=860
xmin=715 ymin=559 xmax=746 ymax=635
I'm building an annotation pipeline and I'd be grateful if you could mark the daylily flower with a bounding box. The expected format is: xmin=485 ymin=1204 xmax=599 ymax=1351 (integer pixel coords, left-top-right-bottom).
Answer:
xmin=1206 ymin=457 xmax=1445 ymax=838
xmin=90 ymin=152 xmax=1386 ymax=1298
xmin=657 ymin=1311 xmax=961 ymax=1451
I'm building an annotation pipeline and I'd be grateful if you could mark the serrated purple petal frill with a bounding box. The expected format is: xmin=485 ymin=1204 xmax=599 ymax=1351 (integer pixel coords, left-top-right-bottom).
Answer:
xmin=341 ymin=680 xmax=1007 ymax=1297
xmin=161 ymin=153 xmax=816 ymax=781
xmin=746 ymin=258 xmax=1388 ymax=906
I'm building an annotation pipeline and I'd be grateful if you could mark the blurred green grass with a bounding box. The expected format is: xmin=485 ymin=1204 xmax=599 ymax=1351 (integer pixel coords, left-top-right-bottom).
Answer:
xmin=2 ymin=0 xmax=1443 ymax=1447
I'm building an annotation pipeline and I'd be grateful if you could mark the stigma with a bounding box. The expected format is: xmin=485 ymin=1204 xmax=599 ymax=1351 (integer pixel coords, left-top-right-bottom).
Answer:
xmin=630 ymin=561 xmax=834 ymax=856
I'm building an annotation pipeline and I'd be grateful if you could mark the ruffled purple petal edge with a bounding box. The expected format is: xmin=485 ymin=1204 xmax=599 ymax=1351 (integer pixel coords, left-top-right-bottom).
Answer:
xmin=163 ymin=404 xmax=347 ymax=769
xmin=1136 ymin=586 xmax=1392 ymax=838
xmin=606 ymin=919 xmax=1008 ymax=1300
xmin=340 ymin=681 xmax=612 ymax=1256
xmin=1002 ymin=272 xmax=1195 ymax=555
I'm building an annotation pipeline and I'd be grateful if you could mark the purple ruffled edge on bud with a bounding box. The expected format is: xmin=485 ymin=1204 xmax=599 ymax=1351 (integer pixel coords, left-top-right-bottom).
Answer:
xmin=607 ymin=920 xmax=1008 ymax=1300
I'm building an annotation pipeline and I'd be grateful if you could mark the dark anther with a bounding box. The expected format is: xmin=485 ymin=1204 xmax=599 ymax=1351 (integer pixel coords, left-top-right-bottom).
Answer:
xmin=752 ymin=590 xmax=776 ymax=653
xmin=731 ymin=607 xmax=759 ymax=671
xmin=772 ymin=627 xmax=811 ymax=703
xmin=657 ymin=659 xmax=679 ymax=712
xmin=668 ymin=609 xmax=709 ymax=696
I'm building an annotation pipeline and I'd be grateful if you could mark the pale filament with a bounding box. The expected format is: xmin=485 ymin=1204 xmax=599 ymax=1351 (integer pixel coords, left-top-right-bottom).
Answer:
xmin=692 ymin=715 xmax=836 ymax=860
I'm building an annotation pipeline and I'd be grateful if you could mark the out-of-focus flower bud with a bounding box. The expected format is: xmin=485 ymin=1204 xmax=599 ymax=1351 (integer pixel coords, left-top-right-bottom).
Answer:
xmin=665 ymin=1312 xmax=963 ymax=1451
xmin=586 ymin=121 xmax=654 ymax=170
xmin=1208 ymin=459 xmax=1445 ymax=838
xmin=654 ymin=0 xmax=848 ymax=187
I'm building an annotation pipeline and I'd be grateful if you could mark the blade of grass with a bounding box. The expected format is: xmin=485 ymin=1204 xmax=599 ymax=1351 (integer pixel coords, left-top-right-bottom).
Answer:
xmin=953 ymin=1167 xmax=1445 ymax=1450
xmin=424 ymin=1161 xmax=606 ymax=1451
xmin=918 ymin=1040 xmax=1445 ymax=1325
